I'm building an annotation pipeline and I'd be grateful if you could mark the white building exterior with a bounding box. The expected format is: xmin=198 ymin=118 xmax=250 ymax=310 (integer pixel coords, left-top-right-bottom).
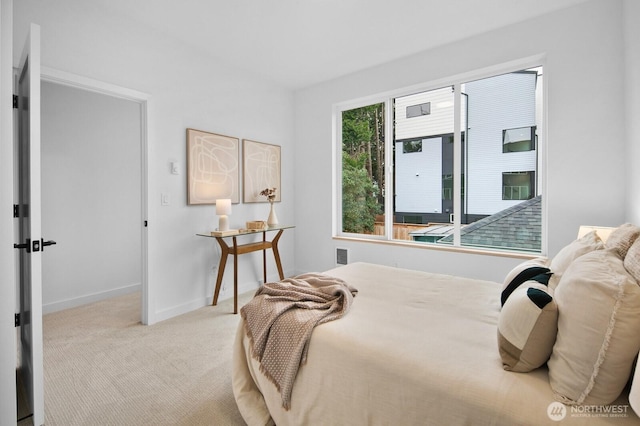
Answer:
xmin=394 ymin=70 xmax=540 ymax=221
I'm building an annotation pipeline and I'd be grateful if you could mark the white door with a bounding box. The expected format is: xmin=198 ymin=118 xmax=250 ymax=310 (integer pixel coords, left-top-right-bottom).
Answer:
xmin=15 ymin=23 xmax=45 ymax=426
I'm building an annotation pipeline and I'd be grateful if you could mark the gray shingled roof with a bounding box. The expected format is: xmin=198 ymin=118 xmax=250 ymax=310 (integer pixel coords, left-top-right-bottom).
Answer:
xmin=437 ymin=195 xmax=541 ymax=252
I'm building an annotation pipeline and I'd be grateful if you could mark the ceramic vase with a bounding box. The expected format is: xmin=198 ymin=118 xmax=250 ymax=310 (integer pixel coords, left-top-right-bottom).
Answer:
xmin=267 ymin=201 xmax=278 ymax=226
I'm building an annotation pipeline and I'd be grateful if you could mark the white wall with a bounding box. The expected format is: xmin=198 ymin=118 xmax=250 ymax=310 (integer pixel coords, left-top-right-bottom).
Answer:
xmin=625 ymin=0 xmax=640 ymax=224
xmin=294 ymin=0 xmax=628 ymax=282
xmin=40 ymin=81 xmax=141 ymax=313
xmin=13 ymin=0 xmax=295 ymax=323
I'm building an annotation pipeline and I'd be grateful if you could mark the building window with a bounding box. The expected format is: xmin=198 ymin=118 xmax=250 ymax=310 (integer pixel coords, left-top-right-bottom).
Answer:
xmin=406 ymin=102 xmax=430 ymax=118
xmin=503 ymin=171 xmax=535 ymax=200
xmin=402 ymin=139 xmax=422 ymax=153
xmin=336 ymin=65 xmax=544 ymax=253
xmin=503 ymin=126 xmax=536 ymax=152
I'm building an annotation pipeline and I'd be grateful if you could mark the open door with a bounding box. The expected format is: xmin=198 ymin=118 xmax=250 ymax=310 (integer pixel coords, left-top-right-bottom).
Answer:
xmin=14 ymin=23 xmax=46 ymax=426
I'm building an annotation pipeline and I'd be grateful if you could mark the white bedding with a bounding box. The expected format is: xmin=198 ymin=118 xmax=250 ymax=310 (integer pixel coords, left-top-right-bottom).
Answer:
xmin=232 ymin=262 xmax=639 ymax=425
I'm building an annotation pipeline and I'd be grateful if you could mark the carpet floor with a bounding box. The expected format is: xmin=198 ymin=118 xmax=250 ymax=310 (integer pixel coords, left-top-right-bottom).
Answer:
xmin=41 ymin=291 xmax=253 ymax=425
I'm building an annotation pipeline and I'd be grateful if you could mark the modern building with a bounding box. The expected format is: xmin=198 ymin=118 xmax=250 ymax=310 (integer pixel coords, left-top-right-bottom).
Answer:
xmin=394 ymin=70 xmax=541 ymax=226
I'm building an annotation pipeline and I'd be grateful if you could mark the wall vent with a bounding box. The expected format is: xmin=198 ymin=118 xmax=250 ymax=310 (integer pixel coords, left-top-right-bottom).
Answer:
xmin=336 ymin=248 xmax=349 ymax=265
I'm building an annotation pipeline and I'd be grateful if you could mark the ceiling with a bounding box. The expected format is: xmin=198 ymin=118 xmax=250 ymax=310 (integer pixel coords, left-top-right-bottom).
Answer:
xmin=80 ymin=0 xmax=591 ymax=89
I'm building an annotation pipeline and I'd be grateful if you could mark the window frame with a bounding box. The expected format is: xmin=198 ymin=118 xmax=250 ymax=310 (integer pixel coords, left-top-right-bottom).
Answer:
xmin=333 ymin=55 xmax=547 ymax=256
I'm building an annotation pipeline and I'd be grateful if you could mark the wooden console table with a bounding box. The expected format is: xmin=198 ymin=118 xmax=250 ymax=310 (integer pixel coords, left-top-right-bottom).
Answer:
xmin=197 ymin=225 xmax=294 ymax=314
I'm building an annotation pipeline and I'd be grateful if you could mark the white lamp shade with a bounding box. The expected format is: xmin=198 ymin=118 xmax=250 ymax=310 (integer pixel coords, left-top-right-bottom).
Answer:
xmin=216 ymin=199 xmax=232 ymax=215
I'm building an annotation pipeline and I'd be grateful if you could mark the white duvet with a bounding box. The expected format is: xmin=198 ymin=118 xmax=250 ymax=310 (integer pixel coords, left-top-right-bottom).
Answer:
xmin=232 ymin=262 xmax=638 ymax=425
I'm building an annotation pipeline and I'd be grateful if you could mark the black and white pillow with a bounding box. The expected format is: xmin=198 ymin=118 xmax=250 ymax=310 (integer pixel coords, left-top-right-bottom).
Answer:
xmin=501 ymin=257 xmax=551 ymax=307
xmin=498 ymin=283 xmax=558 ymax=372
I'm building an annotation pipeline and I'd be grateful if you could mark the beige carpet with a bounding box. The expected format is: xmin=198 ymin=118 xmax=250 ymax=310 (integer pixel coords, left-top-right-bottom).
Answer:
xmin=42 ymin=291 xmax=254 ymax=426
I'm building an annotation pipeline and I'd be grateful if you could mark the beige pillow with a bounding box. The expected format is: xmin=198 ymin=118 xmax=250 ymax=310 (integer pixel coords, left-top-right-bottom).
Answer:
xmin=625 ymin=238 xmax=640 ymax=282
xmin=548 ymin=230 xmax=603 ymax=290
xmin=606 ymin=223 xmax=640 ymax=259
xmin=498 ymin=283 xmax=558 ymax=372
xmin=548 ymin=249 xmax=640 ymax=405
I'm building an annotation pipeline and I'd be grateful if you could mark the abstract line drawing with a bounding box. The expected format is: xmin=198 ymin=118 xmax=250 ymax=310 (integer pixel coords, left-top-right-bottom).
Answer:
xmin=187 ymin=129 xmax=239 ymax=205
xmin=243 ymin=140 xmax=281 ymax=203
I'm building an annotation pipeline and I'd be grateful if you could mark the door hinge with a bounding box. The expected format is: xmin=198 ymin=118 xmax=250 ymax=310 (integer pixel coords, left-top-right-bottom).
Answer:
xmin=15 ymin=313 xmax=20 ymax=327
xmin=13 ymin=204 xmax=19 ymax=218
xmin=144 ymin=220 xmax=148 ymax=227
xmin=13 ymin=95 xmax=18 ymax=109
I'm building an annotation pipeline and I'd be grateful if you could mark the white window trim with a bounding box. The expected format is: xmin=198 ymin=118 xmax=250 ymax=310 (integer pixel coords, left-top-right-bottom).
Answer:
xmin=333 ymin=54 xmax=548 ymax=256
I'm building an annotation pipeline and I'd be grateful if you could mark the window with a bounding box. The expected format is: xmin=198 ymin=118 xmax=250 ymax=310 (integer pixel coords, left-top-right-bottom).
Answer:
xmin=503 ymin=171 xmax=535 ymax=200
xmin=336 ymin=65 xmax=544 ymax=253
xmin=503 ymin=126 xmax=536 ymax=153
xmin=402 ymin=139 xmax=422 ymax=153
xmin=406 ymin=102 xmax=431 ymax=118
xmin=340 ymin=103 xmax=385 ymax=236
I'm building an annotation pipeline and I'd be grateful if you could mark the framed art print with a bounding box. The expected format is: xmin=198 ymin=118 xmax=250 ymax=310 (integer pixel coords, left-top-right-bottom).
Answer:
xmin=243 ymin=139 xmax=281 ymax=203
xmin=187 ymin=128 xmax=239 ymax=205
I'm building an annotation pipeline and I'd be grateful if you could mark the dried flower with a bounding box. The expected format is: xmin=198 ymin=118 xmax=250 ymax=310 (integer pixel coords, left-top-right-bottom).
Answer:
xmin=260 ymin=187 xmax=277 ymax=202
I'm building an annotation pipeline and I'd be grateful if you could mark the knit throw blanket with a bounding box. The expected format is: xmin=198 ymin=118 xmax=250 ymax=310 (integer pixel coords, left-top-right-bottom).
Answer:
xmin=240 ymin=273 xmax=358 ymax=409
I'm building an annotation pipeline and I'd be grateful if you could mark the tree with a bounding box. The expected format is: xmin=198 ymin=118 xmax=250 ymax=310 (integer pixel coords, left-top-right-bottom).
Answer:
xmin=341 ymin=103 xmax=385 ymax=233
xmin=342 ymin=152 xmax=380 ymax=233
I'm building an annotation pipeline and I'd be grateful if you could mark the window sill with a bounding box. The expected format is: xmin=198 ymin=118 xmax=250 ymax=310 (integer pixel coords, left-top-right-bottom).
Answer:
xmin=332 ymin=235 xmax=541 ymax=260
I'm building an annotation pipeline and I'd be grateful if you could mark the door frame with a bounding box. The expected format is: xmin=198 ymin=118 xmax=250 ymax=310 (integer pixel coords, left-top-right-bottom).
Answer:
xmin=0 ymin=0 xmax=16 ymax=424
xmin=41 ymin=67 xmax=151 ymax=325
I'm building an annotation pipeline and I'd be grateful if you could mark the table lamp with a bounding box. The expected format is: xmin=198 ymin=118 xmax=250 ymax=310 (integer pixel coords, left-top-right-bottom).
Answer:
xmin=216 ymin=199 xmax=231 ymax=231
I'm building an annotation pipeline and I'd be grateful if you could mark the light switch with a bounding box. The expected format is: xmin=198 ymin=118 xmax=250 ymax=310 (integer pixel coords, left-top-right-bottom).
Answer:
xmin=171 ymin=162 xmax=180 ymax=175
xmin=161 ymin=193 xmax=170 ymax=206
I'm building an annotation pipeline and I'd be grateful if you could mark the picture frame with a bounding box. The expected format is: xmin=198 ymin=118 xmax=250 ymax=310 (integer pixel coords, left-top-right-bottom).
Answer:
xmin=186 ymin=128 xmax=240 ymax=205
xmin=243 ymin=139 xmax=281 ymax=203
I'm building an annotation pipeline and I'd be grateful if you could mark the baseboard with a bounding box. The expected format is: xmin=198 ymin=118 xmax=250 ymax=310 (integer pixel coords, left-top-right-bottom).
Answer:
xmin=42 ymin=283 xmax=141 ymax=315
xmin=154 ymin=280 xmax=262 ymax=323
xmin=152 ymin=270 xmax=292 ymax=323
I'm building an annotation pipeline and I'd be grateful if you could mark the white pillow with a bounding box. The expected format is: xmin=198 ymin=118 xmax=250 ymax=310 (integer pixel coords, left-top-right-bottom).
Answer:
xmin=548 ymin=230 xmax=603 ymax=290
xmin=548 ymin=249 xmax=640 ymax=405
xmin=625 ymin=237 xmax=640 ymax=282
xmin=605 ymin=223 xmax=640 ymax=259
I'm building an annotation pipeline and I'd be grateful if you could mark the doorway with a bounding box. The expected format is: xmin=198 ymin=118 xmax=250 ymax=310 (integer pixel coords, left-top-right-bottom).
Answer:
xmin=39 ymin=68 xmax=149 ymax=323
xmin=40 ymin=80 xmax=142 ymax=313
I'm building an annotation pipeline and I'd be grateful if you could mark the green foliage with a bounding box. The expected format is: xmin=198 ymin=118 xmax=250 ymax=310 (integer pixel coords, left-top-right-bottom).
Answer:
xmin=342 ymin=152 xmax=380 ymax=233
xmin=341 ymin=103 xmax=385 ymax=234
xmin=342 ymin=107 xmax=374 ymax=155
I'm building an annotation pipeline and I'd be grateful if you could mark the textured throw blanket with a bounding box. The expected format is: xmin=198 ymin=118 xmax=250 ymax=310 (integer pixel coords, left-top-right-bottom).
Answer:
xmin=240 ymin=273 xmax=358 ymax=409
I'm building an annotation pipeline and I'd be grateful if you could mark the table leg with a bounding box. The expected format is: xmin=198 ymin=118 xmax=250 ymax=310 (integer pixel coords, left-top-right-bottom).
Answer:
xmin=212 ymin=237 xmax=229 ymax=306
xmin=271 ymin=230 xmax=285 ymax=280
xmin=233 ymin=236 xmax=238 ymax=314
xmin=262 ymin=232 xmax=267 ymax=285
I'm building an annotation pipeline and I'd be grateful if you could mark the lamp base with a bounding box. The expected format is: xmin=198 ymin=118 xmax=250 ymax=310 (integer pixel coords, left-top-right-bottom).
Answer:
xmin=218 ymin=215 xmax=229 ymax=231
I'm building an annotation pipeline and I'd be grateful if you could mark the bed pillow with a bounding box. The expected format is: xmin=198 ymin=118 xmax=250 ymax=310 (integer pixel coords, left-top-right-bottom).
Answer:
xmin=501 ymin=257 xmax=551 ymax=307
xmin=625 ymin=237 xmax=640 ymax=282
xmin=548 ymin=249 xmax=640 ymax=405
xmin=605 ymin=223 xmax=640 ymax=259
xmin=548 ymin=230 xmax=603 ymax=290
xmin=629 ymin=356 xmax=640 ymax=417
xmin=498 ymin=283 xmax=558 ymax=372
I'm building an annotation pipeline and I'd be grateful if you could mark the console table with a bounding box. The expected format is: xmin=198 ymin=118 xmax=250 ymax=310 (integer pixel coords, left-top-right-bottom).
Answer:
xmin=197 ymin=225 xmax=294 ymax=314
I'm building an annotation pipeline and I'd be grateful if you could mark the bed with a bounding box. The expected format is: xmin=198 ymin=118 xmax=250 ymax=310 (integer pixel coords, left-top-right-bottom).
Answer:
xmin=232 ymin=226 xmax=640 ymax=425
